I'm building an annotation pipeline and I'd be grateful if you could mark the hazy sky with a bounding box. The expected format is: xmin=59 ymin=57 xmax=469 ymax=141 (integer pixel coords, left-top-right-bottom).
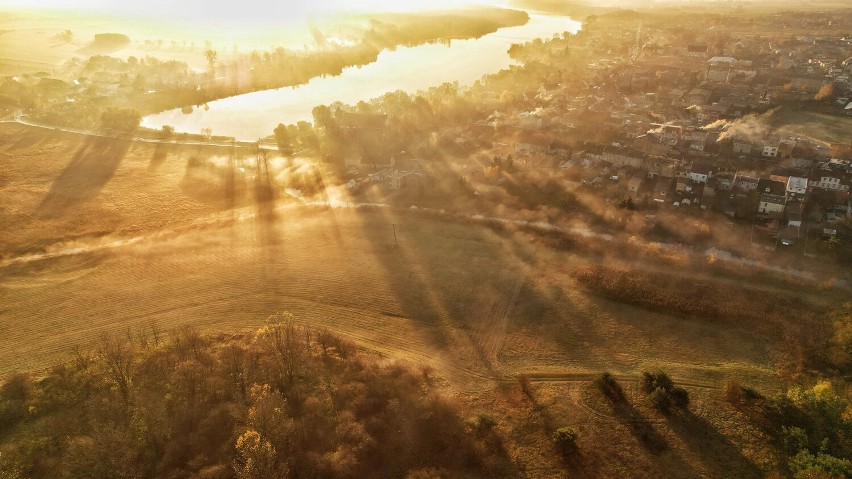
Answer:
xmin=0 ymin=0 xmax=502 ymax=20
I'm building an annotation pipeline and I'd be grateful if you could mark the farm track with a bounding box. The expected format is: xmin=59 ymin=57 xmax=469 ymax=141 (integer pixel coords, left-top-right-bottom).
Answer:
xmin=478 ymin=269 xmax=527 ymax=369
xmin=0 ymin=117 xmax=278 ymax=151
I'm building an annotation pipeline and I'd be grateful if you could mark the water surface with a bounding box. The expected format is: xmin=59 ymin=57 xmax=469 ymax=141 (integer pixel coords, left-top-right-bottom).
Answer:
xmin=142 ymin=14 xmax=579 ymax=140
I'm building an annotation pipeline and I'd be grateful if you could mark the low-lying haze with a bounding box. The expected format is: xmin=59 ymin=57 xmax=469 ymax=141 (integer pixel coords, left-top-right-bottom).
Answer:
xmin=0 ymin=0 xmax=508 ymax=21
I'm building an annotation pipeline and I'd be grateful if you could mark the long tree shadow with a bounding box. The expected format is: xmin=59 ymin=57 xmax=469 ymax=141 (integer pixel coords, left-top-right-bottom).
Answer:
xmin=180 ymin=152 xmax=247 ymax=211
xmin=36 ymin=136 xmax=131 ymax=216
xmin=148 ymin=142 xmax=173 ymax=172
xmin=354 ymin=210 xmax=452 ymax=349
xmin=253 ymin=157 xmax=284 ymax=296
xmin=516 ymin=379 xmax=601 ymax=478
xmin=668 ymin=409 xmax=763 ymax=479
xmin=611 ymin=399 xmax=669 ymax=455
xmin=590 ymin=384 xmax=703 ymax=478
xmin=351 ymin=205 xmax=552 ymax=381
xmin=8 ymin=127 xmax=45 ymax=151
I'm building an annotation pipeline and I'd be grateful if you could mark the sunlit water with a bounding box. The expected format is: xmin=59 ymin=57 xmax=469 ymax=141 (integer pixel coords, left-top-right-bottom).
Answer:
xmin=142 ymin=13 xmax=579 ymax=140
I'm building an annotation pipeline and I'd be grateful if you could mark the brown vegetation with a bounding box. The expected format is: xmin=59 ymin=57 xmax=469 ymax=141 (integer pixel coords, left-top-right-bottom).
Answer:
xmin=1 ymin=125 xmax=850 ymax=478
xmin=572 ymin=264 xmax=825 ymax=335
xmin=572 ymin=265 xmax=840 ymax=375
xmin=0 ymin=317 xmax=516 ymax=479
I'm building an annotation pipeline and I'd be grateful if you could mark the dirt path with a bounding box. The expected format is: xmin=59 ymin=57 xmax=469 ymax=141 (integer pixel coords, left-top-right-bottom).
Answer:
xmin=0 ymin=117 xmax=278 ymax=150
xmin=478 ymin=269 xmax=527 ymax=368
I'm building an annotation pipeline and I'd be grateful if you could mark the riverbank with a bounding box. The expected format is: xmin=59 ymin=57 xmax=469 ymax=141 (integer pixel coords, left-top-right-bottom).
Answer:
xmin=142 ymin=13 xmax=579 ymax=140
xmin=2 ymin=7 xmax=530 ymax=133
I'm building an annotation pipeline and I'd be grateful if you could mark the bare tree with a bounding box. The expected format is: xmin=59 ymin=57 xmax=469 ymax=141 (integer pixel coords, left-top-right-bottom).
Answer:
xmin=97 ymin=333 xmax=135 ymax=405
xmin=220 ymin=343 xmax=248 ymax=401
xmin=260 ymin=313 xmax=308 ymax=387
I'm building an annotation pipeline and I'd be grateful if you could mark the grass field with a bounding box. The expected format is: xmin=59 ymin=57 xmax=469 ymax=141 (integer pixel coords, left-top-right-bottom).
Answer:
xmin=1 ymin=124 xmax=848 ymax=477
xmin=773 ymin=107 xmax=852 ymax=145
xmin=1 ymin=123 xmax=840 ymax=384
xmin=0 ymin=10 xmax=204 ymax=74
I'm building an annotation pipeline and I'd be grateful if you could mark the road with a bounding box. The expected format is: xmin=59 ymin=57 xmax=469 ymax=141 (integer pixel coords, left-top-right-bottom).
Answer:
xmin=0 ymin=114 xmax=280 ymax=151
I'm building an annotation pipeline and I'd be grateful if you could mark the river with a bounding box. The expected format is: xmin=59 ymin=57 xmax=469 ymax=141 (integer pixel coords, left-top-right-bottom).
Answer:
xmin=141 ymin=13 xmax=579 ymax=141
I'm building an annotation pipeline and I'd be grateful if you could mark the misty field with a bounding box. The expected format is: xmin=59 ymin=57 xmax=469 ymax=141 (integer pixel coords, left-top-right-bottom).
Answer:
xmin=0 ymin=9 xmax=323 ymax=75
xmin=0 ymin=124 xmax=830 ymax=390
xmin=0 ymin=12 xmax=197 ymax=74
xmin=774 ymin=108 xmax=852 ymax=145
xmin=2 ymin=125 xmax=851 ymax=478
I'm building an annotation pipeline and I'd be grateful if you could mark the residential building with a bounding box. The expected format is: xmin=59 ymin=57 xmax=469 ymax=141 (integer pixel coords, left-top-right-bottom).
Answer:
xmin=714 ymin=172 xmax=736 ymax=191
xmin=687 ymin=44 xmax=709 ymax=57
xmin=736 ymin=175 xmax=759 ymax=194
xmin=653 ymin=177 xmax=673 ymax=202
xmin=628 ymin=176 xmax=644 ymax=194
xmin=733 ymin=140 xmax=754 ymax=155
xmin=786 ymin=176 xmax=808 ymax=198
xmin=688 ymin=164 xmax=712 ymax=184
xmin=762 ymin=145 xmax=779 ymax=158
xmin=811 ymin=171 xmax=850 ymax=192
xmin=758 ymin=193 xmax=786 ymax=216
xmin=757 ymin=178 xmax=786 ymax=196
xmin=786 ymin=201 xmax=803 ymax=228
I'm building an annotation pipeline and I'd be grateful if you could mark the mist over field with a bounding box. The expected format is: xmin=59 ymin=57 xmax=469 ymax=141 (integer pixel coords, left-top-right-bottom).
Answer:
xmin=0 ymin=0 xmax=851 ymax=477
xmin=0 ymin=0 xmax=508 ymax=19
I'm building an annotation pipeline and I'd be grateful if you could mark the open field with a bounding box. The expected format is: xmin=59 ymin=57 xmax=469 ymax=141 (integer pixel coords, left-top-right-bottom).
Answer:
xmin=1 ymin=125 xmax=850 ymax=477
xmin=1 ymin=124 xmax=844 ymax=387
xmin=773 ymin=107 xmax=852 ymax=146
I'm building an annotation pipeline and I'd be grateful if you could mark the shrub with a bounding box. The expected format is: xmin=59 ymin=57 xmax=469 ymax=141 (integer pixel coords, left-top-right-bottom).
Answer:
xmin=93 ymin=33 xmax=130 ymax=47
xmin=467 ymin=413 xmax=497 ymax=437
xmin=723 ymin=380 xmax=763 ymax=407
xmin=669 ymin=386 xmax=689 ymax=409
xmin=723 ymin=380 xmax=744 ymax=405
xmin=742 ymin=386 xmax=763 ymax=400
xmin=641 ymin=370 xmax=673 ymax=394
xmin=649 ymin=388 xmax=671 ymax=413
xmin=406 ymin=468 xmax=446 ymax=479
xmin=0 ymin=452 xmax=24 ymax=479
xmin=552 ymin=427 xmax=578 ymax=456
xmin=782 ymin=426 xmax=809 ymax=456
xmin=0 ymin=373 xmax=33 ymax=429
xmin=572 ymin=265 xmax=821 ymax=342
xmin=789 ymin=450 xmax=852 ymax=479
xmin=593 ymin=372 xmax=625 ymax=403
xmin=100 ymin=107 xmax=141 ymax=133
xmin=641 ymin=371 xmax=655 ymax=393
xmin=518 ymin=375 xmax=532 ymax=398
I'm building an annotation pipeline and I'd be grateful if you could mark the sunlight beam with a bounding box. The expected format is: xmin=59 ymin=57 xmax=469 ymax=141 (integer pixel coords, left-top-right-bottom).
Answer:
xmin=0 ymin=0 xmax=508 ymax=22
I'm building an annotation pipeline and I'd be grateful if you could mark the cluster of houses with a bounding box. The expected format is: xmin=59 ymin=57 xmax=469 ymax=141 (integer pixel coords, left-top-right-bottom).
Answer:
xmin=336 ymin=9 xmax=852 ymax=252
xmin=566 ymin=139 xmax=851 ymax=245
xmin=461 ymin=13 xmax=851 ymax=181
xmin=467 ymin=12 xmax=851 ymax=249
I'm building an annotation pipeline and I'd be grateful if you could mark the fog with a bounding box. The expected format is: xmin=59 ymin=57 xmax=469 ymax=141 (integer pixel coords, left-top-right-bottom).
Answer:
xmin=0 ymin=0 xmax=509 ymax=21
xmin=712 ymin=108 xmax=779 ymax=142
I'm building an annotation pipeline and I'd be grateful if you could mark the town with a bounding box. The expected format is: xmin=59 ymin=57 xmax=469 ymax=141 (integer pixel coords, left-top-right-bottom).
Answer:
xmin=2 ymin=2 xmax=852 ymax=478
xmin=310 ymin=8 xmax=852 ymax=268
xmin=2 ymin=7 xmax=850 ymax=269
